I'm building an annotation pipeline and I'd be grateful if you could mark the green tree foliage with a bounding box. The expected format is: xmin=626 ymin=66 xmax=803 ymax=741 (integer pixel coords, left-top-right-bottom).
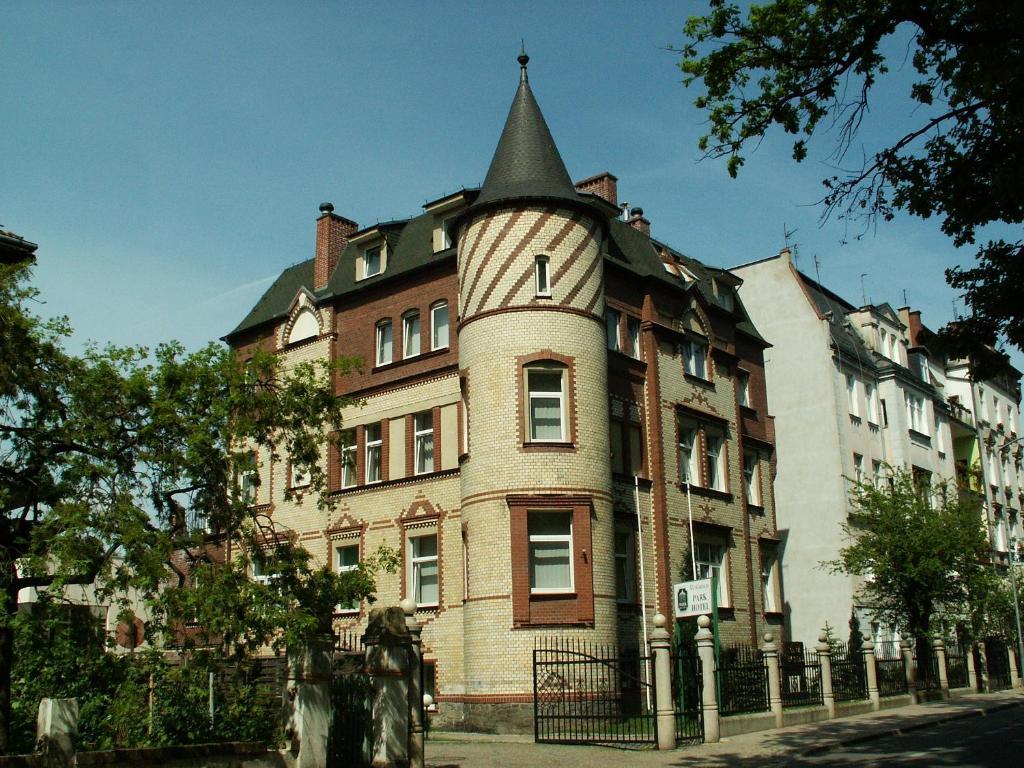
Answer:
xmin=679 ymin=1 xmax=1024 ymax=372
xmin=0 ymin=260 xmax=388 ymax=751
xmin=829 ymin=469 xmax=990 ymax=644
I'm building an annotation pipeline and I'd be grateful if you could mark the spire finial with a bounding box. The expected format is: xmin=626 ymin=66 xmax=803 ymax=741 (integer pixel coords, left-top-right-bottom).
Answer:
xmin=518 ymin=41 xmax=529 ymax=82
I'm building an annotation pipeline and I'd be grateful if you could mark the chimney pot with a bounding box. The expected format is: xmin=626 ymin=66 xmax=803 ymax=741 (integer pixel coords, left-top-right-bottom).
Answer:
xmin=319 ymin=202 xmax=335 ymax=215
xmin=573 ymin=172 xmax=618 ymax=207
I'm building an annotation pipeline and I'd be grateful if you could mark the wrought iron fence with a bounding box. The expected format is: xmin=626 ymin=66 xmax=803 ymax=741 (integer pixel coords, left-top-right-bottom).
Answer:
xmin=329 ymin=652 xmax=371 ymax=768
xmin=874 ymin=641 xmax=908 ymax=697
xmin=780 ymin=644 xmax=823 ymax=708
xmin=914 ymin=644 xmax=940 ymax=692
xmin=336 ymin=628 xmax=365 ymax=653
xmin=831 ymin=642 xmax=867 ymax=702
xmin=671 ymin=641 xmax=703 ymax=743
xmin=718 ymin=645 xmax=769 ymax=716
xmin=533 ymin=639 xmax=656 ymax=744
xmin=945 ymin=641 xmax=970 ymax=689
xmin=984 ymin=636 xmax=1012 ymax=691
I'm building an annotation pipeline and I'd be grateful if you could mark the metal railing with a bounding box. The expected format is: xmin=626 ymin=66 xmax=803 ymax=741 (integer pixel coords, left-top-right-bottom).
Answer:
xmin=831 ymin=642 xmax=868 ymax=701
xmin=780 ymin=645 xmax=823 ymax=708
xmin=718 ymin=645 xmax=769 ymax=716
xmin=874 ymin=641 xmax=909 ymax=697
xmin=945 ymin=641 xmax=970 ymax=689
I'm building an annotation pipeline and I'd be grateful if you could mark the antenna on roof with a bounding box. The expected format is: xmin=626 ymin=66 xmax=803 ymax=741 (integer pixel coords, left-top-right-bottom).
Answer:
xmin=902 ymin=288 xmax=908 ymax=306
xmin=783 ymin=223 xmax=797 ymax=250
xmin=860 ymin=273 xmax=868 ymax=306
xmin=813 ymin=254 xmax=822 ymax=286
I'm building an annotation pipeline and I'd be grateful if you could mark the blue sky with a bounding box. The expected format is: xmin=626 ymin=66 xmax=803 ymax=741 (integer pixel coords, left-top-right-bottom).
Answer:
xmin=3 ymin=1 xmax=1012 ymax=368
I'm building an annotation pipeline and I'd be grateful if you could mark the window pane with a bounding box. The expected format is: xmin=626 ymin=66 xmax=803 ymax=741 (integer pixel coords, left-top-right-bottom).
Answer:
xmin=529 ymin=372 xmax=562 ymax=393
xmin=529 ymin=542 xmax=571 ymax=590
xmin=416 ymin=560 xmax=439 ymax=604
xmin=365 ymin=247 xmax=381 ymax=276
xmin=610 ymin=421 xmax=624 ymax=474
xmin=412 ymin=535 xmax=437 ymax=559
xmin=627 ymin=317 xmax=641 ymax=359
xmin=377 ymin=322 xmax=392 ymax=364
xmin=536 ymin=257 xmax=549 ymax=295
xmin=404 ymin=314 xmax=420 ymax=357
xmin=366 ymin=445 xmax=381 ymax=483
xmin=530 ymin=397 xmax=563 ymax=440
xmin=416 ymin=433 xmax=434 ymax=473
xmin=528 ymin=511 xmax=571 ymax=537
xmin=432 ymin=303 xmax=449 ymax=349
xmin=605 ymin=310 xmax=620 ymax=351
xmin=628 ymin=425 xmax=643 ymax=475
xmin=338 ymin=545 xmax=359 ymax=569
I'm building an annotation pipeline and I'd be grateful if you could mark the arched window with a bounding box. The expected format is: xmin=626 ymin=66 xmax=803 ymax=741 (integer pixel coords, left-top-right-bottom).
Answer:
xmin=287 ymin=309 xmax=319 ymax=345
xmin=431 ymin=301 xmax=449 ymax=350
xmin=375 ymin=319 xmax=393 ymax=366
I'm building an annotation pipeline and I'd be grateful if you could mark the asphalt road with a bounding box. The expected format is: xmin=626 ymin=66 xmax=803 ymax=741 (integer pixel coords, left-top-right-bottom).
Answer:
xmin=795 ymin=705 xmax=1024 ymax=767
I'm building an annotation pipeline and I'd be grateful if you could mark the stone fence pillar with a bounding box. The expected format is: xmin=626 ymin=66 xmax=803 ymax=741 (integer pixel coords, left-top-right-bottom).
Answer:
xmin=816 ymin=635 xmax=835 ymax=719
xmin=862 ymin=634 xmax=880 ymax=711
xmin=900 ymin=639 xmax=917 ymax=703
xmin=932 ymin=637 xmax=950 ymax=699
xmin=649 ymin=613 xmax=675 ymax=750
xmin=287 ymin=634 xmax=333 ymax=768
xmin=966 ymin=641 xmax=979 ymax=691
xmin=402 ymin=599 xmax=425 ymax=768
xmin=363 ymin=606 xmax=412 ymax=768
xmin=1009 ymin=645 xmax=1021 ymax=689
xmin=37 ymin=697 xmax=77 ymax=768
xmin=695 ymin=615 xmax=720 ymax=743
xmin=977 ymin=639 xmax=990 ymax=692
xmin=762 ymin=633 xmax=783 ymax=729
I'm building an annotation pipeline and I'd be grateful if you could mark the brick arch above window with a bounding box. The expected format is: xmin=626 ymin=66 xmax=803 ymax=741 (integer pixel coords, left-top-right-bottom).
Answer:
xmin=281 ymin=300 xmax=324 ymax=347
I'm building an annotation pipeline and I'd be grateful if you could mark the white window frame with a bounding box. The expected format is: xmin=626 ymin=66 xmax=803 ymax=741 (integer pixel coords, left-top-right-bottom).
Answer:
xmin=605 ymin=308 xmax=621 ymax=352
xmin=528 ymin=511 xmax=574 ymax=594
xmin=414 ymin=412 xmax=434 ymax=475
xmin=678 ymin=423 xmax=699 ymax=485
xmin=409 ymin=533 xmax=439 ymax=608
xmin=627 ymin=316 xmax=641 ymax=360
xmin=365 ymin=424 xmax=382 ymax=484
xmin=291 ymin=460 xmax=311 ymax=489
xmin=376 ymin=320 xmax=393 ymax=366
xmin=363 ymin=245 xmax=382 ymax=278
xmin=683 ymin=339 xmax=708 ymax=380
xmin=853 ymin=452 xmax=865 ymax=484
xmin=846 ymin=374 xmax=859 ymax=417
xmin=535 ymin=255 xmax=551 ymax=297
xmin=761 ymin=549 xmax=779 ymax=613
xmin=866 ymin=382 xmax=879 ymax=424
xmin=695 ymin=541 xmax=730 ymax=608
xmin=743 ymin=451 xmax=761 ymax=506
xmin=431 ymin=301 xmax=449 ymax=350
xmin=526 ymin=366 xmax=566 ymax=442
xmin=336 ymin=542 xmax=360 ymax=613
xmin=705 ymin=432 xmax=726 ymax=492
xmin=440 ymin=215 xmax=455 ymax=251
xmin=872 ymin=460 xmax=883 ymax=488
xmin=403 ymin=311 xmax=421 ymax=358
xmin=738 ymin=370 xmax=751 ymax=408
xmin=240 ymin=469 xmax=258 ymax=505
xmin=340 ymin=430 xmax=357 ymax=488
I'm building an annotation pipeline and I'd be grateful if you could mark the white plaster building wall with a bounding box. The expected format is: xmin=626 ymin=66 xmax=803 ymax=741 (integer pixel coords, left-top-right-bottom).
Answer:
xmin=733 ymin=254 xmax=859 ymax=645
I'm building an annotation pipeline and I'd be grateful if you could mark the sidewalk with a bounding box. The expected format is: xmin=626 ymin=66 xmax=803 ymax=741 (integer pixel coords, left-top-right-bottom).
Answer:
xmin=426 ymin=690 xmax=1024 ymax=767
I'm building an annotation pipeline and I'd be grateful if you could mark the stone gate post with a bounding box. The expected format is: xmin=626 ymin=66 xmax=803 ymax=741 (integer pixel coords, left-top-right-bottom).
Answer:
xmin=932 ymin=637 xmax=950 ymax=699
xmin=816 ymin=635 xmax=835 ymax=719
xmin=649 ymin=613 xmax=675 ymax=750
xmin=900 ymin=639 xmax=917 ymax=703
xmin=36 ymin=697 xmax=77 ymax=767
xmin=363 ymin=606 xmax=412 ymax=768
xmin=288 ymin=634 xmax=333 ymax=768
xmin=862 ymin=634 xmax=880 ymax=711
xmin=966 ymin=641 xmax=979 ymax=691
xmin=762 ymin=633 xmax=783 ymax=729
xmin=978 ymin=639 xmax=990 ymax=692
xmin=695 ymin=615 xmax=719 ymax=743
xmin=402 ymin=599 xmax=425 ymax=768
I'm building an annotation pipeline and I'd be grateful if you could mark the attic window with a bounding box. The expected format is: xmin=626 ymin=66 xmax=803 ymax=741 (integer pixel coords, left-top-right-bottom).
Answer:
xmin=287 ymin=309 xmax=319 ymax=345
xmin=714 ymin=280 xmax=734 ymax=311
xmin=363 ymin=246 xmax=382 ymax=278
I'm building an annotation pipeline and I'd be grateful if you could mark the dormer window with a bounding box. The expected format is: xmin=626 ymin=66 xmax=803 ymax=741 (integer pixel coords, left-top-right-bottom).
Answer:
xmin=535 ymin=256 xmax=551 ymax=297
xmin=363 ymin=246 xmax=382 ymax=278
xmin=287 ymin=308 xmax=319 ymax=345
xmin=713 ymin=279 xmax=734 ymax=311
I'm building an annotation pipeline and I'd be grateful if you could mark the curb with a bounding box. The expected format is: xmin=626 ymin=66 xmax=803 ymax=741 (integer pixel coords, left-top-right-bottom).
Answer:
xmin=800 ymin=697 xmax=1024 ymax=756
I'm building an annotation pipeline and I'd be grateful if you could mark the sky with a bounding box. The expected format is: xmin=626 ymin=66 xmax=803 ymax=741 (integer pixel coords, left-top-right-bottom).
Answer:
xmin=3 ymin=1 xmax=1015 ymax=369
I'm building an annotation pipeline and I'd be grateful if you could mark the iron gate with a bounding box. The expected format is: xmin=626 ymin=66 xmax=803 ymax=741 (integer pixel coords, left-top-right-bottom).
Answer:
xmin=671 ymin=642 xmax=704 ymax=743
xmin=328 ymin=651 xmax=371 ymax=767
xmin=985 ymin=637 xmax=1011 ymax=691
xmin=533 ymin=639 xmax=656 ymax=744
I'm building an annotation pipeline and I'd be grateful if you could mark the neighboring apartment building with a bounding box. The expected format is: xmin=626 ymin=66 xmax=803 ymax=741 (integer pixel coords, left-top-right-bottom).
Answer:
xmin=224 ymin=56 xmax=783 ymax=731
xmin=733 ymin=250 xmax=957 ymax=646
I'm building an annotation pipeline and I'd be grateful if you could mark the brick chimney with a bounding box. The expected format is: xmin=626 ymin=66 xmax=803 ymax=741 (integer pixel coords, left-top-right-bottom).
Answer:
xmin=314 ymin=203 xmax=358 ymax=291
xmin=574 ymin=172 xmax=618 ymax=207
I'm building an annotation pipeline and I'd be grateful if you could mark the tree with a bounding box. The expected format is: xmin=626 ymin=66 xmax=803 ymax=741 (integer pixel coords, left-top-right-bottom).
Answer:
xmin=829 ymin=469 xmax=990 ymax=654
xmin=0 ymin=261 xmax=379 ymax=751
xmin=679 ymin=1 xmax=1024 ymax=373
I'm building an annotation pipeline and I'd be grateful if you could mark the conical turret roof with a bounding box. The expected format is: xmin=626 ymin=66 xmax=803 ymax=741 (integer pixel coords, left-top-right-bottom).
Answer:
xmin=473 ymin=54 xmax=584 ymax=209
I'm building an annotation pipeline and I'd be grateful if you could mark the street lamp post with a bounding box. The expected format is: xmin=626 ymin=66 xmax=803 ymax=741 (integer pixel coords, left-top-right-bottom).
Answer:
xmin=996 ymin=434 xmax=1024 ymax=673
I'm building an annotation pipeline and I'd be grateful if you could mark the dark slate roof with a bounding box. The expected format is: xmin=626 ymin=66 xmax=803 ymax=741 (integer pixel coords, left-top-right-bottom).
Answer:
xmin=229 ymin=260 xmax=313 ymax=337
xmin=473 ymin=64 xmax=584 ymax=210
xmin=795 ymin=272 xmax=877 ymax=367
